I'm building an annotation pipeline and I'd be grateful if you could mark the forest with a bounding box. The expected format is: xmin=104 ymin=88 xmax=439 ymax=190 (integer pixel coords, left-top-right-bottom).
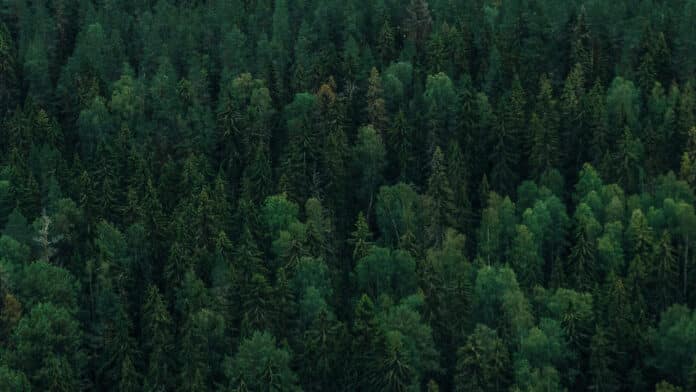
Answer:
xmin=1 ymin=0 xmax=696 ymax=390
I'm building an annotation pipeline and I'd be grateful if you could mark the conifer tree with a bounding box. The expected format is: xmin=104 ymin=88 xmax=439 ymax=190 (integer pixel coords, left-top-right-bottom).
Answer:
xmin=652 ymin=231 xmax=678 ymax=313
xmin=223 ymin=331 xmax=300 ymax=391
xmin=423 ymin=72 xmax=459 ymax=152
xmin=568 ymin=223 xmax=596 ymax=291
xmin=561 ymin=63 xmax=587 ymax=172
xmin=678 ymin=80 xmax=695 ymax=143
xmin=589 ymin=326 xmax=619 ymax=392
xmin=350 ymin=294 xmax=383 ymax=390
xmin=349 ymin=212 xmax=373 ymax=264
xmin=353 ymin=125 xmax=386 ymax=220
xmin=490 ymin=86 xmax=522 ymax=194
xmin=570 ymin=6 xmax=593 ymax=80
xmin=317 ymin=80 xmax=349 ymax=226
xmin=0 ymin=23 xmax=17 ymax=114
xmin=367 ymin=67 xmax=388 ymax=132
xmin=404 ymin=0 xmax=432 ymax=52
xmin=280 ymin=93 xmax=320 ymax=202
xmin=446 ymin=143 xmax=473 ymax=236
xmin=424 ymin=147 xmax=455 ymax=247
xmin=271 ymin=0 xmax=291 ymax=103
xmin=374 ymin=333 xmax=416 ymax=392
xmin=377 ymin=19 xmax=395 ymax=65
xmin=530 ymin=76 xmax=560 ymax=178
xmin=454 ymin=324 xmax=511 ymax=392
xmin=141 ymin=285 xmax=174 ymax=392
xmin=387 ymin=110 xmax=414 ymax=182
xmin=300 ymin=309 xmax=347 ymax=391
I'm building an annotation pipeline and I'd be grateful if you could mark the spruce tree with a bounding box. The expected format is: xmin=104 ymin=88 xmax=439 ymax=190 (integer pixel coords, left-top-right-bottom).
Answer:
xmin=404 ymin=0 xmax=432 ymax=52
xmin=141 ymin=285 xmax=174 ymax=392
xmin=367 ymin=67 xmax=388 ymax=132
xmin=0 ymin=23 xmax=17 ymax=114
xmin=529 ymin=76 xmax=560 ymax=178
xmin=652 ymin=231 xmax=678 ymax=313
xmin=424 ymin=147 xmax=455 ymax=247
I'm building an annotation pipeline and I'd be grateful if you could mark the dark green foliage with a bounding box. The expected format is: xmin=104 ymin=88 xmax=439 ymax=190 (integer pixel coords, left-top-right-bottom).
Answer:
xmin=651 ymin=305 xmax=696 ymax=387
xmin=280 ymin=93 xmax=320 ymax=202
xmin=222 ymin=331 xmax=300 ymax=391
xmin=355 ymin=246 xmax=417 ymax=301
xmin=16 ymin=261 xmax=79 ymax=313
xmin=454 ymin=324 xmax=511 ymax=392
xmin=0 ymin=366 xmax=30 ymax=391
xmin=140 ymin=285 xmax=174 ymax=391
xmin=11 ymin=303 xmax=85 ymax=391
xmin=353 ymin=125 xmax=386 ymax=219
xmin=2 ymin=1 xmax=696 ymax=390
xmin=2 ymin=207 xmax=32 ymax=246
xmin=424 ymin=147 xmax=455 ymax=247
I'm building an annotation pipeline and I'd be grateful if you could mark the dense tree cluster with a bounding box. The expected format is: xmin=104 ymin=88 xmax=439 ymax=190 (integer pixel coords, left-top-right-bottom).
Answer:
xmin=1 ymin=0 xmax=696 ymax=390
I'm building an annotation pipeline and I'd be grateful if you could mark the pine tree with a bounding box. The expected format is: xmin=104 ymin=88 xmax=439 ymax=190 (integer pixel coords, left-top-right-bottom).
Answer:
xmin=353 ymin=125 xmax=386 ymax=220
xmin=446 ymin=143 xmax=473 ymax=236
xmin=424 ymin=147 xmax=455 ymax=247
xmin=426 ymin=23 xmax=448 ymax=75
xmin=569 ymin=224 xmax=596 ymax=291
xmin=506 ymin=75 xmax=527 ymax=160
xmin=241 ymin=142 xmax=274 ymax=205
xmin=177 ymin=308 xmax=225 ymax=392
xmin=3 ymin=207 xmax=33 ymax=246
xmin=678 ymin=80 xmax=695 ymax=145
xmin=164 ymin=241 xmax=194 ymax=302
xmin=141 ymin=285 xmax=174 ymax=392
xmin=271 ymin=0 xmax=291 ymax=103
xmin=280 ymin=93 xmax=320 ymax=202
xmin=23 ymin=35 xmax=52 ymax=109
xmin=614 ymin=127 xmax=645 ymax=193
xmin=374 ymin=335 xmax=415 ymax=392
xmin=404 ymin=0 xmax=432 ymax=51
xmin=0 ymin=293 xmax=22 ymax=343
xmin=317 ymin=80 xmax=349 ymax=227
xmin=561 ymin=63 xmax=587 ymax=173
xmin=387 ymin=110 xmax=415 ymax=182
xmin=118 ymin=355 xmax=140 ymax=392
xmin=304 ymin=198 xmax=332 ymax=260
xmin=570 ymin=6 xmax=593 ymax=80
xmin=367 ymin=67 xmax=388 ymax=132
xmin=350 ymin=294 xmax=383 ymax=390
xmin=529 ymin=76 xmax=560 ymax=178
xmin=589 ymin=326 xmax=619 ymax=392
xmin=688 ymin=355 xmax=696 ymax=392
xmin=479 ymin=175 xmax=491 ymax=210
xmin=272 ymin=267 xmax=296 ymax=341
xmin=349 ymin=212 xmax=373 ymax=264
xmin=454 ymin=324 xmax=510 ymax=392
xmin=240 ymin=273 xmax=274 ymax=335
xmin=377 ymin=19 xmax=395 ymax=65
xmin=652 ymin=231 xmax=678 ymax=313
xmin=490 ymin=83 xmax=523 ymax=194
xmin=637 ymin=28 xmax=671 ymax=95
xmin=424 ymin=72 xmax=459 ymax=152
xmin=223 ymin=331 xmax=300 ymax=391
xmin=586 ymin=81 xmax=611 ymax=174
xmin=681 ymin=126 xmax=696 ymax=198
xmin=300 ymin=309 xmax=347 ymax=391
xmin=549 ymin=256 xmax=566 ymax=289
xmin=11 ymin=303 xmax=85 ymax=391
xmin=0 ymin=23 xmax=18 ymax=114
xmin=510 ymin=225 xmax=543 ymax=290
